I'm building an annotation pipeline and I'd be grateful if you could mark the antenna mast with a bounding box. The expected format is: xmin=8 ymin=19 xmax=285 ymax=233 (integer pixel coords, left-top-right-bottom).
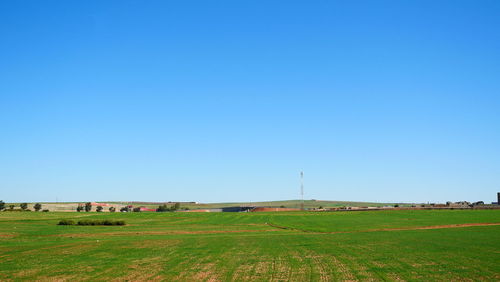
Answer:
xmin=300 ymin=171 xmax=304 ymax=210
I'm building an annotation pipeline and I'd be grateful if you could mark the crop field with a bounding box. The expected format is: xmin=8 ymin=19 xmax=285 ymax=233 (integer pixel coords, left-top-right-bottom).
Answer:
xmin=0 ymin=210 xmax=499 ymax=281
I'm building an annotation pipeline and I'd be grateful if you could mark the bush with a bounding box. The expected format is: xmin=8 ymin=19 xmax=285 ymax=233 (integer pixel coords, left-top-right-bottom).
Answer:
xmin=76 ymin=219 xmax=126 ymax=226
xmin=133 ymin=207 xmax=141 ymax=212
xmin=96 ymin=206 xmax=103 ymax=212
xmin=34 ymin=203 xmax=42 ymax=211
xmin=58 ymin=219 xmax=75 ymax=225
xmin=42 ymin=209 xmax=49 ymax=212
xmin=156 ymin=204 xmax=169 ymax=212
xmin=115 ymin=220 xmax=126 ymax=226
xmin=20 ymin=203 xmax=28 ymax=210
xmin=109 ymin=207 xmax=116 ymax=212
xmin=77 ymin=219 xmax=93 ymax=225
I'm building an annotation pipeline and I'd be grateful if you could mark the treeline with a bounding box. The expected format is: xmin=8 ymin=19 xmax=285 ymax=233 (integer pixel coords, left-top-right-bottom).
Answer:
xmin=75 ymin=202 xmax=189 ymax=212
xmin=0 ymin=201 xmax=189 ymax=213
xmin=156 ymin=202 xmax=184 ymax=212
xmin=76 ymin=202 xmax=120 ymax=212
xmin=0 ymin=201 xmax=48 ymax=212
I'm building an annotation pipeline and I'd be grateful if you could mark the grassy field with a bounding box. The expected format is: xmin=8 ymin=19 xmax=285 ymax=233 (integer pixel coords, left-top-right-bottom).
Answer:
xmin=0 ymin=210 xmax=499 ymax=281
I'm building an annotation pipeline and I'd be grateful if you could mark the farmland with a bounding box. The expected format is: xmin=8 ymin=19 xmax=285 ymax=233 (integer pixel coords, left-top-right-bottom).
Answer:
xmin=0 ymin=210 xmax=499 ymax=281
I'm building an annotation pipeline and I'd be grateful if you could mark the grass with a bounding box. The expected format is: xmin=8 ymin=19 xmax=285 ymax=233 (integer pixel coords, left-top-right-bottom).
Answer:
xmin=0 ymin=210 xmax=499 ymax=281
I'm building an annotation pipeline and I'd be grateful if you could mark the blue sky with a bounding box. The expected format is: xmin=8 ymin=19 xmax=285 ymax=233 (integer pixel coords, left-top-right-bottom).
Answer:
xmin=1 ymin=0 xmax=499 ymax=203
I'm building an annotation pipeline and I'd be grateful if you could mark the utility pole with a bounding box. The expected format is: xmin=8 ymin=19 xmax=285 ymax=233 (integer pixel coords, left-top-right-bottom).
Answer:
xmin=300 ymin=171 xmax=304 ymax=210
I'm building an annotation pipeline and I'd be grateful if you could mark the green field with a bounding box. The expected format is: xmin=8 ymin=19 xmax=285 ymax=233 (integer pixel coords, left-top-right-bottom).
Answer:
xmin=0 ymin=210 xmax=499 ymax=281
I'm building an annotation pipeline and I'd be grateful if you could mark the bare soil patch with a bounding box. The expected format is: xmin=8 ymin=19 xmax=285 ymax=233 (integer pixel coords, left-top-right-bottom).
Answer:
xmin=54 ymin=229 xmax=279 ymax=238
xmin=267 ymin=222 xmax=500 ymax=234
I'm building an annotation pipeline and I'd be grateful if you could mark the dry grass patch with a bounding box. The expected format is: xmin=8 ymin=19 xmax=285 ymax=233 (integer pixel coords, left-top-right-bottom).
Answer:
xmin=122 ymin=239 xmax=181 ymax=249
xmin=113 ymin=256 xmax=164 ymax=282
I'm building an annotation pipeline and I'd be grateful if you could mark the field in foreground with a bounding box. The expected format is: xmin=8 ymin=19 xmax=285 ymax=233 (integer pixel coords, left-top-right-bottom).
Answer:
xmin=0 ymin=210 xmax=499 ymax=281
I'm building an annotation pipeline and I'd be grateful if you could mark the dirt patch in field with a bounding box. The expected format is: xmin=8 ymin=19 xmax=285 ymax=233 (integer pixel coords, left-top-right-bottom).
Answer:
xmin=122 ymin=239 xmax=181 ymax=249
xmin=12 ymin=269 xmax=40 ymax=278
xmin=54 ymin=229 xmax=279 ymax=238
xmin=113 ymin=256 xmax=164 ymax=282
xmin=191 ymin=262 xmax=220 ymax=281
xmin=0 ymin=233 xmax=16 ymax=238
xmin=251 ymin=207 xmax=300 ymax=212
xmin=378 ymin=222 xmax=500 ymax=232
xmin=174 ymin=261 xmax=221 ymax=281
xmin=21 ymin=242 xmax=97 ymax=256
xmin=267 ymin=222 xmax=500 ymax=234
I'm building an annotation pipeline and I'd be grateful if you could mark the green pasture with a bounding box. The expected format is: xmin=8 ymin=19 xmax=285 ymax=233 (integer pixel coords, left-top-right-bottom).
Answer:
xmin=0 ymin=210 xmax=499 ymax=281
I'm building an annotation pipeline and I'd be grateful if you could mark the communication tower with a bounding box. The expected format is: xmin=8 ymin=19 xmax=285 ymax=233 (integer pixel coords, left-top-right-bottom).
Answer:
xmin=300 ymin=171 xmax=304 ymax=210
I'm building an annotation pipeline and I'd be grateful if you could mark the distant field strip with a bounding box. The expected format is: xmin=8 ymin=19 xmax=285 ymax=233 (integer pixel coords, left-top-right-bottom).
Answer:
xmin=266 ymin=222 xmax=500 ymax=234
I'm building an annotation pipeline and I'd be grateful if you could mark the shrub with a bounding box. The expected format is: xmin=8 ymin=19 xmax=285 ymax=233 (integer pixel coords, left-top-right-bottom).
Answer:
xmin=156 ymin=204 xmax=169 ymax=212
xmin=109 ymin=207 xmax=116 ymax=212
xmin=85 ymin=202 xmax=92 ymax=212
xmin=77 ymin=219 xmax=92 ymax=225
xmin=115 ymin=220 xmax=126 ymax=226
xmin=58 ymin=219 xmax=75 ymax=225
xmin=76 ymin=205 xmax=83 ymax=212
xmin=42 ymin=209 xmax=49 ymax=212
xmin=96 ymin=206 xmax=103 ymax=212
xmin=172 ymin=202 xmax=181 ymax=211
xmin=20 ymin=203 xmax=28 ymax=210
xmin=133 ymin=207 xmax=141 ymax=212
xmin=76 ymin=219 xmax=126 ymax=226
xmin=34 ymin=203 xmax=42 ymax=211
xmin=102 ymin=219 xmax=113 ymax=225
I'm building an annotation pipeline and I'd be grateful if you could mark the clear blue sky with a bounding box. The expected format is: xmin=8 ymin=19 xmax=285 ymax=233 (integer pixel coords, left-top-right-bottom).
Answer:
xmin=1 ymin=0 xmax=499 ymax=204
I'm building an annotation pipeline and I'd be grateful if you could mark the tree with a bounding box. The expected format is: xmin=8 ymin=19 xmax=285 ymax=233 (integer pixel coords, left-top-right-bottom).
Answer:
xmin=96 ymin=206 xmax=103 ymax=212
xmin=133 ymin=207 xmax=141 ymax=212
xmin=9 ymin=204 xmax=15 ymax=210
xmin=120 ymin=206 xmax=129 ymax=212
xmin=172 ymin=202 xmax=181 ymax=211
xmin=34 ymin=203 xmax=42 ymax=212
xmin=156 ymin=204 xmax=169 ymax=212
xmin=109 ymin=207 xmax=116 ymax=212
xmin=20 ymin=203 xmax=28 ymax=210
xmin=0 ymin=200 xmax=5 ymax=210
xmin=85 ymin=202 xmax=92 ymax=212
xmin=76 ymin=205 xmax=83 ymax=212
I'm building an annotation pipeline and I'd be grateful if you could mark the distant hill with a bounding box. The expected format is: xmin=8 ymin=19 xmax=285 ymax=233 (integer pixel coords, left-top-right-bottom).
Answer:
xmin=6 ymin=199 xmax=408 ymax=212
